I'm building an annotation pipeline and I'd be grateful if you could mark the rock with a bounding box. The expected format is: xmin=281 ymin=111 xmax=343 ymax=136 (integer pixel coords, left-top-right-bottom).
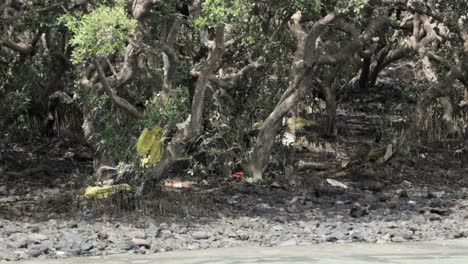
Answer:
xmin=398 ymin=189 xmax=408 ymax=198
xmin=80 ymin=243 xmax=93 ymax=252
xmin=0 ymin=185 xmax=8 ymax=196
xmin=137 ymin=246 xmax=147 ymax=254
xmin=408 ymin=200 xmax=419 ymax=210
xmin=430 ymin=208 xmax=449 ymax=216
xmin=429 ymin=199 xmax=443 ymax=208
xmin=17 ymin=238 xmax=28 ymax=248
xmin=429 ymin=214 xmax=442 ymax=222
xmin=236 ymin=231 xmax=250 ymax=241
xmin=63 ymin=151 xmax=75 ymax=159
xmin=377 ymin=233 xmax=391 ymax=244
xmin=378 ymin=193 xmax=392 ymax=202
xmin=29 ymin=226 xmax=40 ymax=233
xmin=391 ymin=236 xmax=406 ymax=242
xmin=361 ymin=180 xmax=383 ymax=192
xmin=351 ymin=229 xmax=371 ymax=242
xmin=387 ymin=197 xmax=400 ymax=209
xmin=350 ymin=203 xmax=368 ymax=218
xmin=279 ymin=239 xmax=297 ymax=246
xmin=178 ymin=227 xmax=188 ymax=234
xmin=27 ymin=249 xmax=43 ymax=258
xmin=56 ymin=251 xmax=70 ymax=258
xmin=384 ymin=214 xmax=401 ymax=222
xmin=192 ymin=231 xmax=210 ymax=240
xmin=97 ymin=242 xmax=108 ymax=251
xmin=28 ymin=233 xmax=49 ymax=243
xmin=125 ymin=241 xmax=139 ymax=251
xmin=2 ymin=225 xmax=23 ymax=236
xmin=169 ymin=224 xmax=180 ymax=233
xmin=401 ymin=180 xmax=412 ymax=188
xmin=273 ymin=225 xmax=284 ymax=231
xmin=134 ymin=232 xmax=147 ymax=239
xmin=304 ymin=226 xmax=314 ymax=234
xmin=414 ymin=215 xmax=426 ymax=225
xmin=0 ymin=247 xmax=17 ymax=261
xmin=131 ymin=238 xmax=150 ymax=249
xmin=68 ymin=222 xmax=78 ymax=229
xmin=286 ymin=203 xmax=300 ymax=213
xmin=363 ymin=193 xmax=379 ymax=209
xmin=427 ymin=191 xmax=437 ymax=199
xmin=27 ymin=245 xmax=48 ymax=258
xmin=97 ymin=231 xmax=109 ymax=240
xmin=326 ymin=230 xmax=348 ymax=242
xmin=96 ymin=166 xmax=118 ymax=181
xmin=13 ymin=250 xmax=28 ymax=260
xmin=272 ymin=215 xmax=287 ymax=223
xmin=271 ymin=181 xmax=282 ymax=188
xmin=157 ymin=230 xmax=173 ymax=239
xmin=455 ymin=229 xmax=468 ymax=238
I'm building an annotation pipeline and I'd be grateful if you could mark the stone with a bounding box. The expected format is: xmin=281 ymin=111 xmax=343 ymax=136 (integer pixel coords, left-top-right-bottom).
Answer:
xmin=97 ymin=231 xmax=109 ymax=240
xmin=377 ymin=233 xmax=391 ymax=244
xmin=131 ymin=238 xmax=151 ymax=249
xmin=408 ymin=200 xmax=419 ymax=210
xmin=272 ymin=216 xmax=287 ymax=223
xmin=361 ymin=180 xmax=383 ymax=192
xmin=13 ymin=250 xmax=28 ymax=260
xmin=134 ymin=232 xmax=147 ymax=239
xmin=17 ymin=238 xmax=28 ymax=248
xmin=429 ymin=214 xmax=442 ymax=222
xmin=56 ymin=251 xmax=70 ymax=258
xmin=158 ymin=230 xmax=173 ymax=239
xmin=27 ymin=249 xmax=43 ymax=258
xmin=178 ymin=227 xmax=188 ymax=234
xmin=192 ymin=231 xmax=210 ymax=240
xmin=0 ymin=185 xmax=8 ymax=196
xmin=79 ymin=243 xmax=93 ymax=252
xmin=1 ymin=225 xmax=23 ymax=236
xmin=326 ymin=230 xmax=348 ymax=242
xmin=430 ymin=208 xmax=449 ymax=216
xmin=430 ymin=199 xmax=443 ymax=208
xmin=379 ymin=193 xmax=392 ymax=202
xmin=351 ymin=229 xmax=371 ymax=242
xmin=398 ymin=189 xmax=409 ymax=198
xmin=125 ymin=241 xmax=139 ymax=251
xmin=28 ymin=233 xmax=49 ymax=242
xmin=391 ymin=236 xmax=406 ymax=242
xmin=401 ymin=180 xmax=412 ymax=188
xmin=350 ymin=203 xmax=368 ymax=218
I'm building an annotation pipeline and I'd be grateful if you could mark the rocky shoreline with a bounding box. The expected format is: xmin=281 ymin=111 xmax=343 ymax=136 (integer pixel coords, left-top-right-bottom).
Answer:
xmin=2 ymin=185 xmax=468 ymax=262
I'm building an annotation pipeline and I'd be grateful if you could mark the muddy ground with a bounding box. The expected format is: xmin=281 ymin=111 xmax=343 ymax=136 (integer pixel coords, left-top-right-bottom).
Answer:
xmin=1 ymin=83 xmax=467 ymax=261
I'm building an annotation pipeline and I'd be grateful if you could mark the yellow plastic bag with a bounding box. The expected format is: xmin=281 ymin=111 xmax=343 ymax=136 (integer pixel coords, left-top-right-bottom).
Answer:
xmin=81 ymin=184 xmax=132 ymax=199
xmin=136 ymin=125 xmax=165 ymax=166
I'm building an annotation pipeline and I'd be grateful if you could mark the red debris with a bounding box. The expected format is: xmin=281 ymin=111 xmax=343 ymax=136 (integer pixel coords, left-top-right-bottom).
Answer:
xmin=232 ymin=171 xmax=244 ymax=179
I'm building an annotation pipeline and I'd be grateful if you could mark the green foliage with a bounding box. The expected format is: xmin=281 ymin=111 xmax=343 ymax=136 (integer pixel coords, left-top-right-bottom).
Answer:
xmin=337 ymin=0 xmax=369 ymax=14
xmin=193 ymin=0 xmax=243 ymax=29
xmin=0 ymin=87 xmax=32 ymax=142
xmin=61 ymin=2 xmax=137 ymax=63
xmin=141 ymin=86 xmax=190 ymax=133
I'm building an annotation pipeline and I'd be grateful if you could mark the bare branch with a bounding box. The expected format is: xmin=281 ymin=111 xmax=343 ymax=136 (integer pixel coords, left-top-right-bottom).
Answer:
xmin=93 ymin=59 xmax=142 ymax=119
